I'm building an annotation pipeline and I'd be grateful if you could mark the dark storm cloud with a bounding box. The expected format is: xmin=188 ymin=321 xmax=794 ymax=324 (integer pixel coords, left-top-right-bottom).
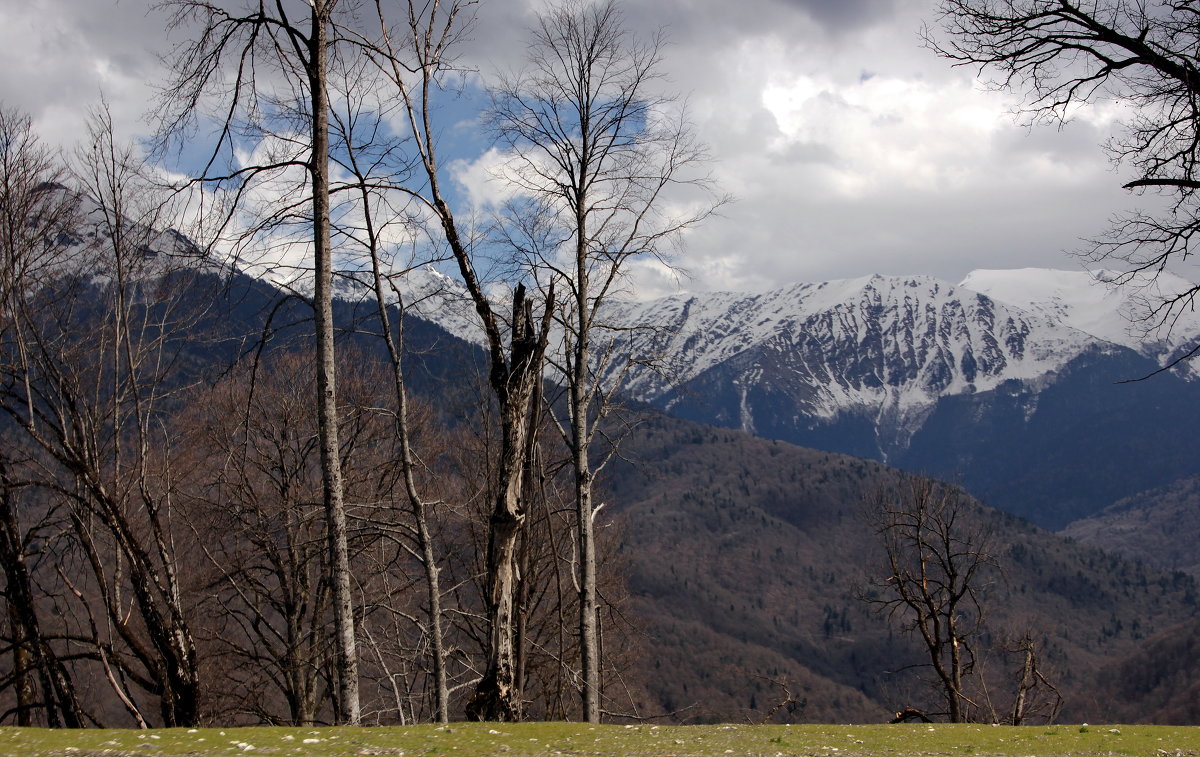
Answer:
xmin=776 ymin=0 xmax=901 ymax=31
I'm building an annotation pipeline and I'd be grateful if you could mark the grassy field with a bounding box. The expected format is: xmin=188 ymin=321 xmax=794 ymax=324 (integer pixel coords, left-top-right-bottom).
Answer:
xmin=0 ymin=722 xmax=1196 ymax=757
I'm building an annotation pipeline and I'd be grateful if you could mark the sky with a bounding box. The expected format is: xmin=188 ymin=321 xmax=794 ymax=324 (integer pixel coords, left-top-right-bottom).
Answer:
xmin=0 ymin=0 xmax=1148 ymax=299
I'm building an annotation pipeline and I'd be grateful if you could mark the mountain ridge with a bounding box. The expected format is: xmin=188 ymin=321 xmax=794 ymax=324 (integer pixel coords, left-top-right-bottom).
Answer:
xmin=384 ymin=264 xmax=1200 ymax=527
xmin=393 ymin=265 xmax=1200 ymax=441
xmin=962 ymin=266 xmax=1200 ymax=369
xmin=604 ymin=272 xmax=1107 ymax=459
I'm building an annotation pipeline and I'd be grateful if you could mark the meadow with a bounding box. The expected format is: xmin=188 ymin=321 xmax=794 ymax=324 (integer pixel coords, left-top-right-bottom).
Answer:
xmin=0 ymin=722 xmax=1195 ymax=756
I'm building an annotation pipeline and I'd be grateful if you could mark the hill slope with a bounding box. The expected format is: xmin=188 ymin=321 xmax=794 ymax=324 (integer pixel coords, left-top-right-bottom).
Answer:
xmin=605 ymin=413 xmax=1198 ymax=723
xmin=1062 ymin=476 xmax=1200 ymax=577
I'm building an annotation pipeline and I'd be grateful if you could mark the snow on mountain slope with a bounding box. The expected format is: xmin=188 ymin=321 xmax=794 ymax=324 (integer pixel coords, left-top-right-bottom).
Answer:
xmin=334 ymin=264 xmax=483 ymax=344
xmin=589 ymin=273 xmax=1129 ymax=460
xmin=32 ymin=183 xmax=212 ymax=282
xmin=605 ymin=274 xmax=1097 ymax=416
xmin=362 ymin=265 xmax=1183 ymax=458
xmin=961 ymin=267 xmax=1200 ymax=369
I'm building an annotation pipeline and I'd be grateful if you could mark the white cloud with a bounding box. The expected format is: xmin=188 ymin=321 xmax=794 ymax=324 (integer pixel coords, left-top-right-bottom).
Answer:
xmin=449 ymin=147 xmax=523 ymax=212
xmin=606 ymin=0 xmax=1138 ymax=296
xmin=3 ymin=0 xmax=1156 ymax=300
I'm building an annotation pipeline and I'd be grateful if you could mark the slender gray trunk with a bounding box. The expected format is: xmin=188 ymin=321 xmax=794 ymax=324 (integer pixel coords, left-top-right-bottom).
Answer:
xmin=576 ymin=463 xmax=599 ymax=722
xmin=309 ymin=1 xmax=359 ymax=726
xmin=356 ymin=139 xmax=449 ymax=723
xmin=572 ymin=261 xmax=600 ymax=724
xmin=416 ymin=508 xmax=449 ymax=723
xmin=379 ymin=304 xmax=450 ymax=723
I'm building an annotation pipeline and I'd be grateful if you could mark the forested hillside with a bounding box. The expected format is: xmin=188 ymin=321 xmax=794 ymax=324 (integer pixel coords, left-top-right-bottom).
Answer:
xmin=5 ymin=0 xmax=1200 ymax=726
xmin=1063 ymin=477 xmax=1200 ymax=577
xmin=604 ymin=414 xmax=1199 ymax=723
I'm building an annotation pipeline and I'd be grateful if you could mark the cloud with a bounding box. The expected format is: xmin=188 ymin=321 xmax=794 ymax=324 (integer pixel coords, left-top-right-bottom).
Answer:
xmin=775 ymin=0 xmax=903 ymax=32
xmin=3 ymin=0 xmax=1146 ymax=301
xmin=449 ymin=147 xmax=524 ymax=212
xmin=0 ymin=0 xmax=167 ymax=146
xmin=585 ymin=0 xmax=1133 ymax=295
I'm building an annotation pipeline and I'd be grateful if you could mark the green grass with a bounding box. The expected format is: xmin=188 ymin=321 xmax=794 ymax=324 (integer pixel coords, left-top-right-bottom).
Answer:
xmin=0 ymin=722 xmax=1196 ymax=756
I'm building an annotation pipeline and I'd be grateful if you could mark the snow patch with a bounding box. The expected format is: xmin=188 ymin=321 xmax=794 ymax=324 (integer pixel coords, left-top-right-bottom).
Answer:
xmin=961 ymin=267 xmax=1200 ymax=373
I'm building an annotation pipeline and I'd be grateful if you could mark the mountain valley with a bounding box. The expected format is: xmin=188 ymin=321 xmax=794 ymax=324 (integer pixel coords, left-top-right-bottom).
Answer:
xmin=196 ymin=258 xmax=1200 ymax=721
xmin=163 ymin=259 xmax=1200 ymax=723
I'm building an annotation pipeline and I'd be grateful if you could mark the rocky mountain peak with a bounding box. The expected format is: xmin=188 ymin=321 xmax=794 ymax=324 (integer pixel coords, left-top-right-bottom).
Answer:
xmin=602 ymin=273 xmax=1098 ymax=449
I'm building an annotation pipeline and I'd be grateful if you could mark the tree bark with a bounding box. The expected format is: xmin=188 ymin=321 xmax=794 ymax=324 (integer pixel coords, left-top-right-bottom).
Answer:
xmin=308 ymin=0 xmax=359 ymax=726
xmin=572 ymin=248 xmax=600 ymax=723
xmin=0 ymin=482 xmax=82 ymax=727
xmin=1011 ymin=639 xmax=1034 ymax=726
xmin=465 ymin=286 xmax=549 ymax=722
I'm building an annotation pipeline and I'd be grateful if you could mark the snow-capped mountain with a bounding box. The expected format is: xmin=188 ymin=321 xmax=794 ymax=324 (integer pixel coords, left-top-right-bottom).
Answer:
xmin=601 ymin=272 xmax=1116 ymax=459
xmin=349 ymin=264 xmax=1200 ymax=527
xmin=962 ymin=267 xmax=1200 ymax=373
xmin=31 ymin=182 xmax=212 ymax=283
xmin=391 ymin=265 xmax=1200 ymax=462
xmin=333 ymin=264 xmax=483 ymax=343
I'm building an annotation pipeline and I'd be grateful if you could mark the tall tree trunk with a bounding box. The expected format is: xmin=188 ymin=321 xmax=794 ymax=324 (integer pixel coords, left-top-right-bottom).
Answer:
xmin=576 ymin=470 xmax=599 ymax=722
xmin=466 ymin=406 xmax=532 ymax=722
xmin=563 ymin=167 xmax=601 ymax=722
xmin=7 ymin=600 xmax=34 ymax=727
xmin=572 ymin=266 xmax=600 ymax=724
xmin=308 ymin=0 xmax=359 ymax=726
xmin=948 ymin=607 xmax=963 ymax=722
xmin=513 ymin=369 xmax=544 ymax=718
xmin=0 ymin=477 xmax=39 ymax=726
xmin=485 ymin=0 xmax=720 ymax=723
xmin=466 ymin=286 xmax=548 ymax=722
xmin=416 ymin=508 xmax=448 ymax=723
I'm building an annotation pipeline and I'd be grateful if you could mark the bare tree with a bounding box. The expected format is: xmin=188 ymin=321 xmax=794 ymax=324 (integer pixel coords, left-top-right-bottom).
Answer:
xmin=487 ymin=0 xmax=723 ymax=722
xmin=0 ymin=106 xmax=207 ymax=727
xmin=861 ymin=475 xmax=997 ymax=723
xmin=929 ymin=0 xmax=1200 ymax=347
xmin=350 ymin=242 xmax=455 ymax=725
xmin=177 ymin=352 xmax=337 ymax=726
xmin=355 ymin=0 xmax=557 ymax=721
xmin=155 ymin=0 xmax=361 ymax=723
xmin=0 ymin=107 xmax=87 ymax=727
xmin=1006 ymin=632 xmax=1062 ymax=725
xmin=323 ymin=62 xmax=456 ymax=720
